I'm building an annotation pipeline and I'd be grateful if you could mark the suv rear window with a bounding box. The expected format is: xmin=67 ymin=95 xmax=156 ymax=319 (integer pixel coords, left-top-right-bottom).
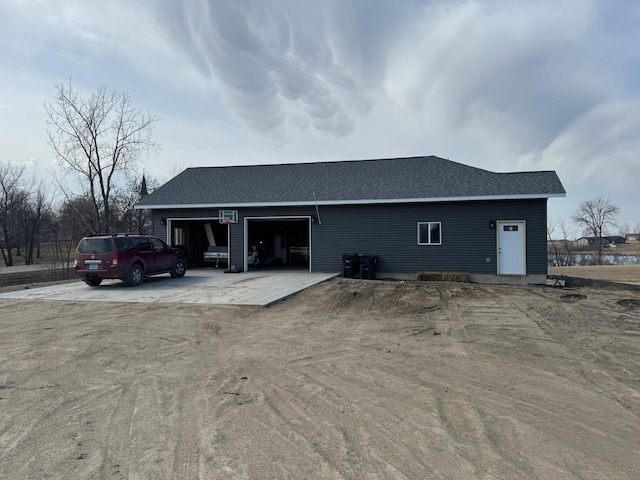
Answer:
xmin=78 ymin=238 xmax=113 ymax=254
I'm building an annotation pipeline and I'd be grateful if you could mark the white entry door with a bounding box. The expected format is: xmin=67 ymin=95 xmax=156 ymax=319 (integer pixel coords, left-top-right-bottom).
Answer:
xmin=498 ymin=221 xmax=526 ymax=275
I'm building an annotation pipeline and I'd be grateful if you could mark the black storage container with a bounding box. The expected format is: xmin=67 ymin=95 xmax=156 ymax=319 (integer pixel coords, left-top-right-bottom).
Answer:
xmin=342 ymin=253 xmax=359 ymax=278
xmin=358 ymin=255 xmax=378 ymax=280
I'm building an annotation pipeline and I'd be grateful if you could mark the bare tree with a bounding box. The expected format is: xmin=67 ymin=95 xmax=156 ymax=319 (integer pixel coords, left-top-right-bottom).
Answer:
xmin=548 ymin=216 xmax=578 ymax=266
xmin=20 ymin=184 xmax=51 ymax=265
xmin=45 ymin=81 xmax=159 ymax=233
xmin=0 ymin=162 xmax=27 ymax=266
xmin=112 ymin=174 xmax=158 ymax=234
xmin=547 ymin=217 xmax=561 ymax=267
xmin=0 ymin=163 xmax=50 ymax=266
xmin=558 ymin=216 xmax=577 ymax=266
xmin=50 ymin=195 xmax=97 ymax=276
xmin=572 ymin=197 xmax=620 ymax=265
xmin=617 ymin=222 xmax=630 ymax=238
xmin=56 ymin=195 xmax=99 ymax=242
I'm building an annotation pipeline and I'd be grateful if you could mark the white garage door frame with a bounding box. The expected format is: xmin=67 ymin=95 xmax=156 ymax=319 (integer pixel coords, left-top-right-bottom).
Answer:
xmin=244 ymin=216 xmax=312 ymax=273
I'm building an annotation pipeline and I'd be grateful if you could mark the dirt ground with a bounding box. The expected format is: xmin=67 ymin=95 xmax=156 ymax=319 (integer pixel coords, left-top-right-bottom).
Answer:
xmin=1 ymin=273 xmax=640 ymax=479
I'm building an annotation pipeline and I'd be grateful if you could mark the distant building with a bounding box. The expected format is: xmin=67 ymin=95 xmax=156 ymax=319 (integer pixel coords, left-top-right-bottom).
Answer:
xmin=606 ymin=236 xmax=626 ymax=245
xmin=576 ymin=237 xmax=611 ymax=247
xmin=626 ymin=233 xmax=640 ymax=243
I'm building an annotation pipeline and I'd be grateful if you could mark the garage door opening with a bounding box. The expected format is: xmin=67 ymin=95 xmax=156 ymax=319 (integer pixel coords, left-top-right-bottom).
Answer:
xmin=168 ymin=219 xmax=228 ymax=269
xmin=245 ymin=217 xmax=311 ymax=272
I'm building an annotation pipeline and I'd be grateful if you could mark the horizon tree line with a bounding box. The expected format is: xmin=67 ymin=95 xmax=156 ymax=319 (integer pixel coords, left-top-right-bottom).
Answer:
xmin=0 ymin=165 xmax=155 ymax=267
xmin=1 ymin=80 xmax=159 ymax=267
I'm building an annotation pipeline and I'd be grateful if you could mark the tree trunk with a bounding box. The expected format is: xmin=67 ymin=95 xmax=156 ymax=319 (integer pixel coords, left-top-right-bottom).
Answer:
xmin=3 ymin=247 xmax=13 ymax=266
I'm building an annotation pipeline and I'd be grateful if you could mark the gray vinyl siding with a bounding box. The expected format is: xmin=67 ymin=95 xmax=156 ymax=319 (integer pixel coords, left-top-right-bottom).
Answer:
xmin=310 ymin=199 xmax=548 ymax=275
xmin=150 ymin=198 xmax=548 ymax=275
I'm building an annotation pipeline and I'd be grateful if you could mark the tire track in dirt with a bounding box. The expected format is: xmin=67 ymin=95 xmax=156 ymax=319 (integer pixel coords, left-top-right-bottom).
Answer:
xmin=1 ymin=381 xmax=122 ymax=478
xmin=200 ymin=360 xmax=348 ymax=479
xmin=3 ymin=281 xmax=640 ymax=479
xmin=506 ymin=286 xmax=640 ymax=419
xmin=229 ymin=344 xmax=443 ymax=478
xmin=297 ymin=338 xmax=554 ymax=479
xmin=284 ymin=284 xmax=552 ymax=474
xmin=435 ymin=395 xmax=535 ymax=479
xmin=338 ymin=397 xmax=380 ymax=480
xmin=578 ymin=368 xmax=640 ymax=418
xmin=0 ymin=305 xmax=142 ymax=478
xmin=1 ymin=301 xmax=223 ymax=479
xmin=202 ymin=369 xmax=259 ymax=478
xmin=245 ymin=360 xmax=360 ymax=478
xmin=415 ymin=285 xmax=640 ymax=478
xmin=247 ymin=345 xmax=465 ymax=478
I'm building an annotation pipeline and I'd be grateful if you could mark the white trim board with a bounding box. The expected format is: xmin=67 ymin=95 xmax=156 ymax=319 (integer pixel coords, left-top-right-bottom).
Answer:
xmin=136 ymin=193 xmax=566 ymax=210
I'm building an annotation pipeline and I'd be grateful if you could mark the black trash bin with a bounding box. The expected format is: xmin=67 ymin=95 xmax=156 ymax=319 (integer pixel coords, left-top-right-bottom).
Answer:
xmin=359 ymin=255 xmax=377 ymax=280
xmin=342 ymin=253 xmax=359 ymax=278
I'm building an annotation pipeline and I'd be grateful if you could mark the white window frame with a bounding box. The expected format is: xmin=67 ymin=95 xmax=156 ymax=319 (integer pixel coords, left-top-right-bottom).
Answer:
xmin=417 ymin=221 xmax=442 ymax=245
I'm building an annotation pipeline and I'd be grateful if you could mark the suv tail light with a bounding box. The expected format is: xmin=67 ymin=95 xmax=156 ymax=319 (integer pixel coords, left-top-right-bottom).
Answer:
xmin=112 ymin=253 xmax=119 ymax=266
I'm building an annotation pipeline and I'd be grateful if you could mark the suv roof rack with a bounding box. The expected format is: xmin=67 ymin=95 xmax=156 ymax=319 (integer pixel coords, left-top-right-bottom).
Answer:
xmin=87 ymin=232 xmax=143 ymax=237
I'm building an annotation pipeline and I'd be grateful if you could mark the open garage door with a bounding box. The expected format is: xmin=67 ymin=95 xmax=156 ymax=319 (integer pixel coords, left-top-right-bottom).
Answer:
xmin=245 ymin=217 xmax=311 ymax=272
xmin=168 ymin=219 xmax=228 ymax=268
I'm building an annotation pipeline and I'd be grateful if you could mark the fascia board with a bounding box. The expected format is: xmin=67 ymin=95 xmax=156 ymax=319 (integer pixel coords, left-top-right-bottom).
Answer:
xmin=135 ymin=192 xmax=566 ymax=210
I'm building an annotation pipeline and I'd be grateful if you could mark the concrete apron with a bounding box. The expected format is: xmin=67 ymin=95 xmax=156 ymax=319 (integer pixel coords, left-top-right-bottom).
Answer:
xmin=0 ymin=269 xmax=339 ymax=307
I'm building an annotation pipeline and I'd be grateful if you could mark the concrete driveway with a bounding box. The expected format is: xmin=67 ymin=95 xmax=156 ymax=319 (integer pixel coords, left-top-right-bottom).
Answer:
xmin=0 ymin=269 xmax=338 ymax=306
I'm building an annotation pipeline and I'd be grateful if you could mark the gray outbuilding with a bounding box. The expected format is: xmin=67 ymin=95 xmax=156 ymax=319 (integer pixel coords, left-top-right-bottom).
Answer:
xmin=136 ymin=156 xmax=565 ymax=284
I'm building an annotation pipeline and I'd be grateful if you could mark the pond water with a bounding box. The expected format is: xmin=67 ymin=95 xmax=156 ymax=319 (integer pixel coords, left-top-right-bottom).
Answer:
xmin=548 ymin=254 xmax=640 ymax=266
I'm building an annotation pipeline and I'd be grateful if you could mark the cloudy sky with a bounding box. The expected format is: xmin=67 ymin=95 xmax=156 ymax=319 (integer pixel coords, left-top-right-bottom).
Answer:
xmin=1 ymin=0 xmax=639 ymax=228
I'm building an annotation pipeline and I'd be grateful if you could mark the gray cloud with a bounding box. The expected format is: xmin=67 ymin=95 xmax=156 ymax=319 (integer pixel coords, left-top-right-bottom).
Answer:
xmin=149 ymin=0 xmax=639 ymax=151
xmin=152 ymin=0 xmax=374 ymax=136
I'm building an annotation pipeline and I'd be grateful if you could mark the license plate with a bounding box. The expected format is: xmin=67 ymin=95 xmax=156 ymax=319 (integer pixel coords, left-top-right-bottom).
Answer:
xmin=89 ymin=264 xmax=98 ymax=270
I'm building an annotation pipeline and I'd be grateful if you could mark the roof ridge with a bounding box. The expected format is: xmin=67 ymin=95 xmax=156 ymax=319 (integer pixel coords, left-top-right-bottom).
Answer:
xmin=185 ymin=155 xmax=460 ymax=171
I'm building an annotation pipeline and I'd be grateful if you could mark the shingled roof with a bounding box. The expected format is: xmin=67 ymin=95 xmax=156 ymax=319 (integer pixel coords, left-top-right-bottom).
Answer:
xmin=137 ymin=156 xmax=565 ymax=208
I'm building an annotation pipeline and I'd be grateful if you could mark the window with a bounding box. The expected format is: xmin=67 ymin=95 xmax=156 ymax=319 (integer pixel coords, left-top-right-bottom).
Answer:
xmin=78 ymin=238 xmax=113 ymax=254
xmin=151 ymin=238 xmax=167 ymax=252
xmin=136 ymin=238 xmax=153 ymax=253
xmin=173 ymin=227 xmax=184 ymax=245
xmin=116 ymin=238 xmax=136 ymax=253
xmin=418 ymin=222 xmax=442 ymax=245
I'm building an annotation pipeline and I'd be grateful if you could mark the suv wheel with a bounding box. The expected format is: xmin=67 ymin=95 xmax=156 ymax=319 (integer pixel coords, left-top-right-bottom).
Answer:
xmin=170 ymin=259 xmax=186 ymax=278
xmin=127 ymin=264 xmax=144 ymax=287
xmin=85 ymin=277 xmax=103 ymax=287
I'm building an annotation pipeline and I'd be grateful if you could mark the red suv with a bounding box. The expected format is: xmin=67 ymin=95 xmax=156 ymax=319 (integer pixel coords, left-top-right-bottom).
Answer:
xmin=74 ymin=234 xmax=187 ymax=287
